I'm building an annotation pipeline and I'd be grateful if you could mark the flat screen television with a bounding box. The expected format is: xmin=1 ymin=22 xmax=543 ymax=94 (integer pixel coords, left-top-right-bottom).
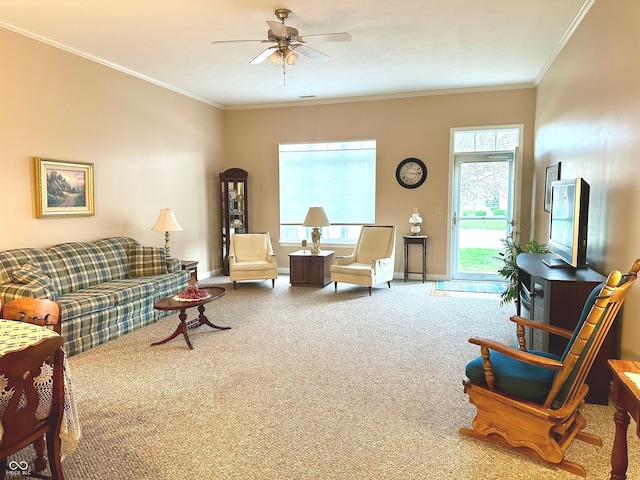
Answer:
xmin=544 ymin=178 xmax=590 ymax=268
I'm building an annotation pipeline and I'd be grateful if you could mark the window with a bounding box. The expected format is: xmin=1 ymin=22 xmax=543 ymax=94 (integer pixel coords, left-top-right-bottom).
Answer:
xmin=453 ymin=129 xmax=518 ymax=153
xmin=279 ymin=140 xmax=376 ymax=244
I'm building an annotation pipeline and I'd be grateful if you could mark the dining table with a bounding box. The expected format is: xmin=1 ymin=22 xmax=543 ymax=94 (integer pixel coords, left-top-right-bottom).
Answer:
xmin=0 ymin=319 xmax=81 ymax=457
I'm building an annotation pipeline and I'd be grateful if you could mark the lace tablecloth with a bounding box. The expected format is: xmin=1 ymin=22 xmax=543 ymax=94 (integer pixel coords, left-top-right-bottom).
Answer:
xmin=0 ymin=319 xmax=81 ymax=456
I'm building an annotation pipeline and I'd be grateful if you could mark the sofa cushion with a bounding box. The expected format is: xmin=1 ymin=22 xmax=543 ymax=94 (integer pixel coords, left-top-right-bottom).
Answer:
xmin=57 ymin=291 xmax=113 ymax=319
xmin=127 ymin=246 xmax=168 ymax=277
xmin=86 ymin=279 xmax=155 ymax=305
xmin=11 ymin=263 xmax=59 ymax=300
xmin=49 ymin=242 xmax=113 ymax=294
xmin=93 ymin=237 xmax=141 ymax=280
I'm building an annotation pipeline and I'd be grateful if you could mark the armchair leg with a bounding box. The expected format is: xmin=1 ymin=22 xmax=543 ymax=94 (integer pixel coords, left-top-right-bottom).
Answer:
xmin=334 ymin=282 xmax=338 ymax=292
xmin=368 ymin=287 xmax=372 ymax=296
xmin=233 ymin=281 xmax=237 ymax=290
xmin=387 ymin=281 xmax=391 ymax=288
xmin=271 ymin=279 xmax=275 ymax=288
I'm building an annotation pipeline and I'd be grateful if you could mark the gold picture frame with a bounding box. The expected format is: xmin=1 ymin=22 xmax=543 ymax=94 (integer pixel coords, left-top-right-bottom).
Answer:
xmin=34 ymin=158 xmax=95 ymax=218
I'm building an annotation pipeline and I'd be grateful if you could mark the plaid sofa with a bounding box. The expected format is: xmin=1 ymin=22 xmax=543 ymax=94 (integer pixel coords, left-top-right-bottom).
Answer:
xmin=0 ymin=237 xmax=190 ymax=356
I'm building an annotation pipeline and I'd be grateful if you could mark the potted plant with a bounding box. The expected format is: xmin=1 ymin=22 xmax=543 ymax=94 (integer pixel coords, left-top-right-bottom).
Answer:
xmin=497 ymin=237 xmax=550 ymax=307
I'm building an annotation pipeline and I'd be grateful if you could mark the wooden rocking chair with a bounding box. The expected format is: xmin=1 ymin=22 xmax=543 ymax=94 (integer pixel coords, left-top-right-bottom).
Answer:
xmin=460 ymin=259 xmax=640 ymax=476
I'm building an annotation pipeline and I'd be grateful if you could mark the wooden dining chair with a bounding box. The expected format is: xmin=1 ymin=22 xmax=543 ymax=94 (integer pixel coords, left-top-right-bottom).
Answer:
xmin=1 ymin=298 xmax=63 ymax=477
xmin=2 ymin=298 xmax=61 ymax=334
xmin=0 ymin=335 xmax=66 ymax=480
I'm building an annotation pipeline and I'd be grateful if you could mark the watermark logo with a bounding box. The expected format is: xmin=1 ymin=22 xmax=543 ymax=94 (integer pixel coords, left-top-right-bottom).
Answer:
xmin=8 ymin=461 xmax=31 ymax=475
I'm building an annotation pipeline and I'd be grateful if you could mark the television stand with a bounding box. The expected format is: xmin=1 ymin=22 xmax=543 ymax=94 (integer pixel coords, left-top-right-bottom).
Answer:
xmin=516 ymin=253 xmax=612 ymax=404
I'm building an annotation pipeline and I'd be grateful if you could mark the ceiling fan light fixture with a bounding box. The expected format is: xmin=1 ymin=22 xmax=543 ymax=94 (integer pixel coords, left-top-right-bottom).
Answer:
xmin=268 ymin=50 xmax=281 ymax=66
xmin=283 ymin=47 xmax=298 ymax=66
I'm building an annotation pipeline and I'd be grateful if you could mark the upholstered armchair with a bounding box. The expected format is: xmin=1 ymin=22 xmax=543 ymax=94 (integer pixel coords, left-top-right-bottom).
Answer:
xmin=228 ymin=233 xmax=278 ymax=289
xmin=330 ymin=225 xmax=396 ymax=295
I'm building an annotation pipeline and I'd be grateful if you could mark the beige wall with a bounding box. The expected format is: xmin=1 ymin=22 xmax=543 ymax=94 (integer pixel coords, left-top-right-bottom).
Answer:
xmin=534 ymin=0 xmax=640 ymax=359
xmin=0 ymin=28 xmax=225 ymax=275
xmin=224 ymin=89 xmax=536 ymax=276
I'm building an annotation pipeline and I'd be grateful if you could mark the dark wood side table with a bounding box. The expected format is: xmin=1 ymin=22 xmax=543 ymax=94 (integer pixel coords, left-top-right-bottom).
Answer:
xmin=403 ymin=235 xmax=427 ymax=282
xmin=152 ymin=287 xmax=229 ymax=350
xmin=180 ymin=260 xmax=198 ymax=282
xmin=289 ymin=250 xmax=334 ymax=287
xmin=608 ymin=359 xmax=640 ymax=480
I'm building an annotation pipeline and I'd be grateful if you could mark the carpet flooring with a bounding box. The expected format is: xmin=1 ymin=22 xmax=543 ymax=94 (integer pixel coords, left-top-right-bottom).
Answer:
xmin=435 ymin=280 xmax=505 ymax=294
xmin=16 ymin=276 xmax=639 ymax=479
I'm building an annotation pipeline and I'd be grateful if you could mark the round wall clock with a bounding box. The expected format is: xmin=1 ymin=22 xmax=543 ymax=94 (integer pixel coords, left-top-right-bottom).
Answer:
xmin=396 ymin=158 xmax=427 ymax=189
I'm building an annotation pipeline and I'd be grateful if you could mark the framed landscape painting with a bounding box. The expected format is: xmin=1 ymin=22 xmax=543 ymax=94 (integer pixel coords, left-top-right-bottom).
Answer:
xmin=34 ymin=158 xmax=95 ymax=218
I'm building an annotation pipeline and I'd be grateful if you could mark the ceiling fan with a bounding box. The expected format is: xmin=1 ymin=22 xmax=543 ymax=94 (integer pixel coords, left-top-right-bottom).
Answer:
xmin=211 ymin=9 xmax=351 ymax=68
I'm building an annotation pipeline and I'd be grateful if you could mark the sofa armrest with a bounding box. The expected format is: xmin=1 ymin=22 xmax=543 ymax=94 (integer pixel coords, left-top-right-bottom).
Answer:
xmin=167 ymin=257 xmax=181 ymax=273
xmin=0 ymin=283 xmax=57 ymax=302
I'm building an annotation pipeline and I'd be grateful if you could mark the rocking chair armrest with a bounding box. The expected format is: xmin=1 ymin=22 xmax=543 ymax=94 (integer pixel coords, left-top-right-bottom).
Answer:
xmin=468 ymin=336 xmax=564 ymax=369
xmin=509 ymin=315 xmax=574 ymax=339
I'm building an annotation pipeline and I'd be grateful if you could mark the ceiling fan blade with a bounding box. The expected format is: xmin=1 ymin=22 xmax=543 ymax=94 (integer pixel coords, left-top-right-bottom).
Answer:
xmin=250 ymin=47 xmax=278 ymax=65
xmin=293 ymin=44 xmax=330 ymax=63
xmin=298 ymin=32 xmax=352 ymax=43
xmin=266 ymin=20 xmax=289 ymax=38
xmin=211 ymin=39 xmax=269 ymax=45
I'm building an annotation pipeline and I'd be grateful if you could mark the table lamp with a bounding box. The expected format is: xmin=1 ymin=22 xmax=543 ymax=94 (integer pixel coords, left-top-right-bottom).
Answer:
xmin=303 ymin=207 xmax=330 ymax=254
xmin=151 ymin=208 xmax=183 ymax=258
xmin=409 ymin=208 xmax=423 ymax=235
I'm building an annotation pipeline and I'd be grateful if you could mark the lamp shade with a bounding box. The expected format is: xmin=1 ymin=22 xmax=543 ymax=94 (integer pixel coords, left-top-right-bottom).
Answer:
xmin=303 ymin=207 xmax=330 ymax=227
xmin=151 ymin=208 xmax=183 ymax=232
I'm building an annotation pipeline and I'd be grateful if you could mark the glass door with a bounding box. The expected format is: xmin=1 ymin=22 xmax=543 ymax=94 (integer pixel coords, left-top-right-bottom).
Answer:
xmin=451 ymin=153 xmax=514 ymax=280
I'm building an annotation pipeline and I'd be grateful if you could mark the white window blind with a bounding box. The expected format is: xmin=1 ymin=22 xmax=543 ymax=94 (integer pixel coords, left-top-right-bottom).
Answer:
xmin=279 ymin=140 xmax=376 ymax=243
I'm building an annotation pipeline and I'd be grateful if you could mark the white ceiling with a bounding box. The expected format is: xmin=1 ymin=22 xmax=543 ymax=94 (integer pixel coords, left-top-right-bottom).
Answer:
xmin=0 ymin=0 xmax=592 ymax=109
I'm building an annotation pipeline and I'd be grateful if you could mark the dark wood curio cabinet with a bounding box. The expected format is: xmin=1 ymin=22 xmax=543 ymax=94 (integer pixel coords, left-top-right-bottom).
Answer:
xmin=219 ymin=168 xmax=248 ymax=275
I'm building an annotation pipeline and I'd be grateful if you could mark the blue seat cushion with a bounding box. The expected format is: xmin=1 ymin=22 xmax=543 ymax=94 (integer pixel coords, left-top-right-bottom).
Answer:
xmin=465 ymin=349 xmax=561 ymax=403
